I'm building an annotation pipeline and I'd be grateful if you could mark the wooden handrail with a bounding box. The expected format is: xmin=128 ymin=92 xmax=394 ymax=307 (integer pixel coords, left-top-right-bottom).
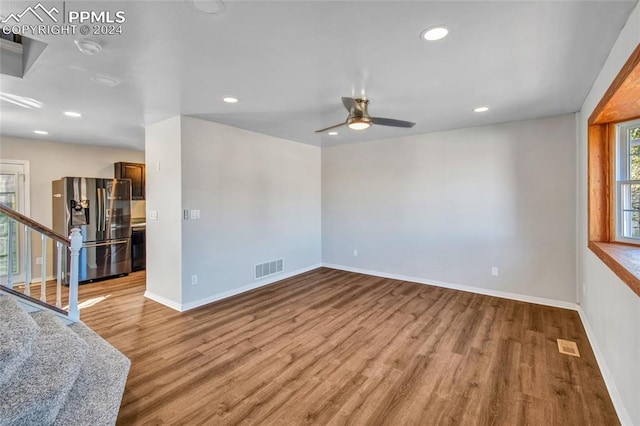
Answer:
xmin=0 ymin=203 xmax=70 ymax=246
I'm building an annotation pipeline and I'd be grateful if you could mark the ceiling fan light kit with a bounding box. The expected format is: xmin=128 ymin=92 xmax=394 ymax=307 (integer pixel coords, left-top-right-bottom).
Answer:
xmin=347 ymin=116 xmax=372 ymax=130
xmin=316 ymin=97 xmax=415 ymax=134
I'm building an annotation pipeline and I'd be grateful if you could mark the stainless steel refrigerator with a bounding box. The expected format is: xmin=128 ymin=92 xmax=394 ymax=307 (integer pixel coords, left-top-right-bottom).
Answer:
xmin=52 ymin=177 xmax=132 ymax=284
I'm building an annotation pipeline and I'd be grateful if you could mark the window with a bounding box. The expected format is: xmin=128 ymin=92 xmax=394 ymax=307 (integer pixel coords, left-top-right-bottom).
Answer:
xmin=616 ymin=119 xmax=640 ymax=243
xmin=587 ymin=42 xmax=640 ymax=298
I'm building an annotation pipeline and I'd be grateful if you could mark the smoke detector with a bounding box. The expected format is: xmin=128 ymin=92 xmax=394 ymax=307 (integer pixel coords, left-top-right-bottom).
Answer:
xmin=74 ymin=39 xmax=102 ymax=55
xmin=187 ymin=0 xmax=225 ymax=14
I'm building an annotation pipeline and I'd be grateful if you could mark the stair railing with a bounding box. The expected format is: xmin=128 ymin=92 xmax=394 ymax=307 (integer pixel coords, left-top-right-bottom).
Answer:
xmin=0 ymin=203 xmax=82 ymax=321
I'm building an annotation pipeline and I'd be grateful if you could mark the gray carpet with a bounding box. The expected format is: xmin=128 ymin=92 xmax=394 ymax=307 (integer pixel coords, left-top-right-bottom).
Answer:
xmin=0 ymin=295 xmax=130 ymax=426
xmin=0 ymin=295 xmax=38 ymax=387
xmin=54 ymin=322 xmax=131 ymax=426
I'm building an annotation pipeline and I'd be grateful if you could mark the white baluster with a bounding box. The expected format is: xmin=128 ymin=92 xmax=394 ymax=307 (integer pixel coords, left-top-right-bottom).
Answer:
xmin=25 ymin=227 xmax=31 ymax=296
xmin=7 ymin=220 xmax=14 ymax=289
xmin=68 ymin=228 xmax=82 ymax=321
xmin=40 ymin=234 xmax=47 ymax=302
xmin=56 ymin=241 xmax=62 ymax=308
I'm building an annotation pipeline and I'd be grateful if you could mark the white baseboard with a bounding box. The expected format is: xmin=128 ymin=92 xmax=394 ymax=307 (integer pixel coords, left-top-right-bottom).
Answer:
xmin=31 ymin=275 xmax=56 ymax=284
xmin=180 ymin=263 xmax=322 ymax=311
xmin=321 ymin=263 xmax=579 ymax=311
xmin=145 ymin=263 xmax=323 ymax=312
xmin=8 ymin=275 xmax=57 ymax=286
xmin=143 ymin=290 xmax=183 ymax=311
xmin=578 ymin=307 xmax=632 ymax=426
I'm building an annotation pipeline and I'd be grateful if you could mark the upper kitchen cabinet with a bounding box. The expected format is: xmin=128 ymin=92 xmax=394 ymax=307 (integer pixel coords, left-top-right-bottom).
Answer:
xmin=115 ymin=162 xmax=145 ymax=200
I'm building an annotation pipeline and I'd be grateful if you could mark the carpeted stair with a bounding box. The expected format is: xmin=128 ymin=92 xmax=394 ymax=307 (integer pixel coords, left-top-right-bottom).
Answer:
xmin=0 ymin=295 xmax=130 ymax=426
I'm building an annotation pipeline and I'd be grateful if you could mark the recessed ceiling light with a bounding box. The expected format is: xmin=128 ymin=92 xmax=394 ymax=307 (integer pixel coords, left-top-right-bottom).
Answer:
xmin=64 ymin=111 xmax=82 ymax=118
xmin=421 ymin=26 xmax=449 ymax=41
xmin=473 ymin=106 xmax=489 ymax=113
xmin=74 ymin=39 xmax=102 ymax=55
xmin=328 ymin=131 xmax=338 ymax=136
xmin=223 ymin=97 xmax=239 ymax=103
xmin=34 ymin=130 xmax=48 ymax=135
xmin=91 ymin=75 xmax=120 ymax=87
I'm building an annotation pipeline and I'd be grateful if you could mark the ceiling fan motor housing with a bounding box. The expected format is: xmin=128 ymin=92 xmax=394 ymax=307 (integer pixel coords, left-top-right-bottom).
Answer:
xmin=347 ymin=115 xmax=373 ymax=127
xmin=353 ymin=98 xmax=370 ymax=116
xmin=347 ymin=98 xmax=372 ymax=129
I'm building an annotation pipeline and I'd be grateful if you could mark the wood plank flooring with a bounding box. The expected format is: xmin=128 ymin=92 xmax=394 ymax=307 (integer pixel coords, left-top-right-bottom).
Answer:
xmin=61 ymin=268 xmax=617 ymax=425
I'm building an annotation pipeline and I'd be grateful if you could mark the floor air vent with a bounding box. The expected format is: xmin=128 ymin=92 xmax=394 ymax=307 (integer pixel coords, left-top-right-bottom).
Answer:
xmin=255 ymin=258 xmax=284 ymax=280
xmin=557 ymin=339 xmax=580 ymax=357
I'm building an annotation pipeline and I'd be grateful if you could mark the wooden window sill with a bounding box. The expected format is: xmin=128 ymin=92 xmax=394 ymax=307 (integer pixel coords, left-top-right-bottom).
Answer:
xmin=589 ymin=241 xmax=640 ymax=297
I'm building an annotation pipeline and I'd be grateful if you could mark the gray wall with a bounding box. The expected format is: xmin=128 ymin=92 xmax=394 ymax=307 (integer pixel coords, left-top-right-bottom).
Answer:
xmin=322 ymin=114 xmax=577 ymax=303
xmin=577 ymin=3 xmax=640 ymax=424
xmin=145 ymin=117 xmax=183 ymax=305
xmin=144 ymin=116 xmax=322 ymax=308
xmin=179 ymin=117 xmax=322 ymax=306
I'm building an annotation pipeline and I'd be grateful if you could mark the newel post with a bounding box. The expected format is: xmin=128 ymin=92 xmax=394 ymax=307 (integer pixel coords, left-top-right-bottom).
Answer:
xmin=68 ymin=228 xmax=82 ymax=321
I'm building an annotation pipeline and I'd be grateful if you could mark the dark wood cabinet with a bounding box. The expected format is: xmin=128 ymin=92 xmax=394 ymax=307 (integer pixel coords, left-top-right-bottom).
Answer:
xmin=115 ymin=162 xmax=145 ymax=200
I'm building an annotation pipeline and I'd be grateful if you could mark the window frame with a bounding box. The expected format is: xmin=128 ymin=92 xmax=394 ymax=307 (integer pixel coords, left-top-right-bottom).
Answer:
xmin=615 ymin=119 xmax=640 ymax=244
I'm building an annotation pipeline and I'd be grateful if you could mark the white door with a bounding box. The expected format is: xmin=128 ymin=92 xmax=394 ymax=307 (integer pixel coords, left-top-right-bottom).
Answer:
xmin=0 ymin=160 xmax=30 ymax=284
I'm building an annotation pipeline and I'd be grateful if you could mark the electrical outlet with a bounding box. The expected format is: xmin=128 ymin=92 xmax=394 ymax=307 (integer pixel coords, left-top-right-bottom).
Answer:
xmin=36 ymin=257 xmax=42 ymax=265
xmin=491 ymin=267 xmax=499 ymax=276
xmin=191 ymin=274 xmax=198 ymax=286
xmin=353 ymin=249 xmax=358 ymax=257
xmin=184 ymin=209 xmax=189 ymax=220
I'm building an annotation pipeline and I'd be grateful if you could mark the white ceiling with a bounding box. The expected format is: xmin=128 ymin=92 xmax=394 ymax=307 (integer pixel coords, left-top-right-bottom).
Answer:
xmin=0 ymin=0 xmax=637 ymax=150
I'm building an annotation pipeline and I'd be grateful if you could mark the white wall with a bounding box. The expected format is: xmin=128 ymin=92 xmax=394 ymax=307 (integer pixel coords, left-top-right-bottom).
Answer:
xmin=145 ymin=117 xmax=183 ymax=306
xmin=144 ymin=116 xmax=322 ymax=309
xmin=323 ymin=114 xmax=577 ymax=303
xmin=577 ymin=3 xmax=640 ymax=424
xmin=0 ymin=136 xmax=144 ymax=279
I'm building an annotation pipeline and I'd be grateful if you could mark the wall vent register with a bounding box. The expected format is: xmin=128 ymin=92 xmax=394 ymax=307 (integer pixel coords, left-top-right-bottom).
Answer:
xmin=255 ymin=258 xmax=284 ymax=280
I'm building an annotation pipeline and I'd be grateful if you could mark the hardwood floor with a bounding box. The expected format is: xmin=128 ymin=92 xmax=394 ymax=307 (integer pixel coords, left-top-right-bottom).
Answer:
xmin=64 ymin=268 xmax=618 ymax=425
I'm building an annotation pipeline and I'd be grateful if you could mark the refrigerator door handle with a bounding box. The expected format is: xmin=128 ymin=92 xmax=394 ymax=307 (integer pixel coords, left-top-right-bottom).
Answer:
xmin=83 ymin=239 xmax=129 ymax=248
xmin=101 ymin=188 xmax=107 ymax=234
xmin=96 ymin=186 xmax=102 ymax=232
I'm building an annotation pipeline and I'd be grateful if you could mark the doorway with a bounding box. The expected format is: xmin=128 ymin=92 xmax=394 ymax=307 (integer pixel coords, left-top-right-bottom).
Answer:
xmin=0 ymin=160 xmax=30 ymax=284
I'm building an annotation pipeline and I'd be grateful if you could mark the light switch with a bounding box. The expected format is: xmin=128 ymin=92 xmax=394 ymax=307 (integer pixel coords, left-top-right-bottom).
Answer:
xmin=149 ymin=210 xmax=158 ymax=220
xmin=190 ymin=209 xmax=200 ymax=220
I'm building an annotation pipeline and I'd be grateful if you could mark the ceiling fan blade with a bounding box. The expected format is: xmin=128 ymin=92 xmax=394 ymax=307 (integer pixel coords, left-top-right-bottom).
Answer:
xmin=315 ymin=122 xmax=346 ymax=133
xmin=371 ymin=117 xmax=415 ymax=128
xmin=341 ymin=97 xmax=362 ymax=113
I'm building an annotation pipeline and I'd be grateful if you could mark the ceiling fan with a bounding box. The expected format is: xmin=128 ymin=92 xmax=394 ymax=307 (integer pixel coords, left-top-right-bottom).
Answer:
xmin=315 ymin=97 xmax=415 ymax=133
